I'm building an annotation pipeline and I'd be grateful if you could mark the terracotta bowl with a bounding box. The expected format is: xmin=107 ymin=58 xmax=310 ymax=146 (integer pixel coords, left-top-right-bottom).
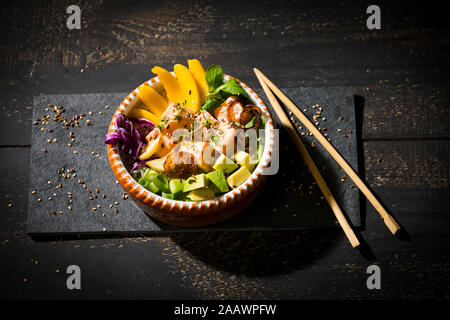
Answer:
xmin=106 ymin=74 xmax=275 ymax=227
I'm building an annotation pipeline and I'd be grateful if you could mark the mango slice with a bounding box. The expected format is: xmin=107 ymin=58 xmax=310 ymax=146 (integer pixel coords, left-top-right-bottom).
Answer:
xmin=139 ymin=129 xmax=162 ymax=160
xmin=188 ymin=59 xmax=208 ymax=103
xmin=138 ymin=85 xmax=168 ymax=116
xmin=151 ymin=66 xmax=184 ymax=104
xmin=128 ymin=108 xmax=160 ymax=125
xmin=174 ymin=64 xmax=201 ymax=113
xmin=146 ymin=153 xmax=169 ymax=172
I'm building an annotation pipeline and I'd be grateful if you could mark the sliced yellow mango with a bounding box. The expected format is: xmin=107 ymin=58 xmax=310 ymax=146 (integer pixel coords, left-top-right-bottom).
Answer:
xmin=128 ymin=108 xmax=160 ymax=125
xmin=139 ymin=129 xmax=162 ymax=160
xmin=174 ymin=64 xmax=201 ymax=113
xmin=138 ymin=85 xmax=168 ymax=116
xmin=151 ymin=66 xmax=184 ymax=104
xmin=146 ymin=153 xmax=169 ymax=172
xmin=188 ymin=59 xmax=208 ymax=103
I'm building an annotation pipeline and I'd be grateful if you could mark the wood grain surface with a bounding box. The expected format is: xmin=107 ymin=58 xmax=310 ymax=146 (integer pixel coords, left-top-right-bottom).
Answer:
xmin=0 ymin=0 xmax=448 ymax=299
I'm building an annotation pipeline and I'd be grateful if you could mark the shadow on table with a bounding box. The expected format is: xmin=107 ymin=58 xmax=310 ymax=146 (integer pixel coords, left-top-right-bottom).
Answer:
xmin=169 ymin=229 xmax=341 ymax=276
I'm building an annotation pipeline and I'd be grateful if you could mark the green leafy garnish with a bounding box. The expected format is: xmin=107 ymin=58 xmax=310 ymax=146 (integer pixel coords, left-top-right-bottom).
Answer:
xmin=202 ymin=64 xmax=248 ymax=112
xmin=213 ymin=78 xmax=248 ymax=98
xmin=205 ymin=64 xmax=224 ymax=92
xmin=201 ymin=97 xmax=221 ymax=111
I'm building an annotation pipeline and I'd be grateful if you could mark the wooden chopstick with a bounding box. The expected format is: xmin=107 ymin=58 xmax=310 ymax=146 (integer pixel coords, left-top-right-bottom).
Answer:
xmin=254 ymin=68 xmax=401 ymax=235
xmin=254 ymin=69 xmax=360 ymax=248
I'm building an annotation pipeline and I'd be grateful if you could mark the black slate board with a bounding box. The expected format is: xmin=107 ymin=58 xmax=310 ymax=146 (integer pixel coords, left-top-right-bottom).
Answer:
xmin=27 ymin=88 xmax=360 ymax=235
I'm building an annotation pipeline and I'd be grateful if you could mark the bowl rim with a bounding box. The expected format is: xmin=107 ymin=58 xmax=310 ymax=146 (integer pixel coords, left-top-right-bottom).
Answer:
xmin=106 ymin=73 xmax=275 ymax=213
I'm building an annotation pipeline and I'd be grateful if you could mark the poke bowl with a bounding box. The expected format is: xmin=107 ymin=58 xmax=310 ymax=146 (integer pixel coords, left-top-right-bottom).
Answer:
xmin=106 ymin=60 xmax=275 ymax=227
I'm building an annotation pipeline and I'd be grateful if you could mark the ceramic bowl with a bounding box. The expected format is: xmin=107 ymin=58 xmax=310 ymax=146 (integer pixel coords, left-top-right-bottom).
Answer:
xmin=107 ymin=74 xmax=275 ymax=227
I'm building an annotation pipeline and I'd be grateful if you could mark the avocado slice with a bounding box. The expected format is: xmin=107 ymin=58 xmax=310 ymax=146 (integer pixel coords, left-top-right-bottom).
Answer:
xmin=226 ymin=166 xmax=252 ymax=189
xmin=169 ymin=178 xmax=185 ymax=194
xmin=183 ymin=173 xmax=208 ymax=192
xmin=186 ymin=187 xmax=216 ymax=201
xmin=212 ymin=154 xmax=238 ymax=175
xmin=206 ymin=170 xmax=229 ymax=193
xmin=234 ymin=151 xmax=256 ymax=172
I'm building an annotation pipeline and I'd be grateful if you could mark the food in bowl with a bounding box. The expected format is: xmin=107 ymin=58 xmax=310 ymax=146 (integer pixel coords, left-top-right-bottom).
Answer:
xmin=105 ymin=60 xmax=267 ymax=203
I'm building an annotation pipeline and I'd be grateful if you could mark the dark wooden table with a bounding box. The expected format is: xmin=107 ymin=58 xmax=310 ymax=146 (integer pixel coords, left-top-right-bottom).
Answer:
xmin=0 ymin=0 xmax=448 ymax=299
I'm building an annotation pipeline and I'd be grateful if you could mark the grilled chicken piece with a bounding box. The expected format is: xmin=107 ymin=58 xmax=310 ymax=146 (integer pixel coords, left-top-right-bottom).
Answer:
xmin=193 ymin=110 xmax=220 ymax=142
xmin=163 ymin=141 xmax=217 ymax=179
xmin=152 ymin=103 xmax=194 ymax=157
xmin=160 ymin=103 xmax=194 ymax=134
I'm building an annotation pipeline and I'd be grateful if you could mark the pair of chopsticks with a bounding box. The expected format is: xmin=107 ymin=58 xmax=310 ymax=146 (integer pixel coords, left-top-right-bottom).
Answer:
xmin=254 ymin=68 xmax=400 ymax=248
